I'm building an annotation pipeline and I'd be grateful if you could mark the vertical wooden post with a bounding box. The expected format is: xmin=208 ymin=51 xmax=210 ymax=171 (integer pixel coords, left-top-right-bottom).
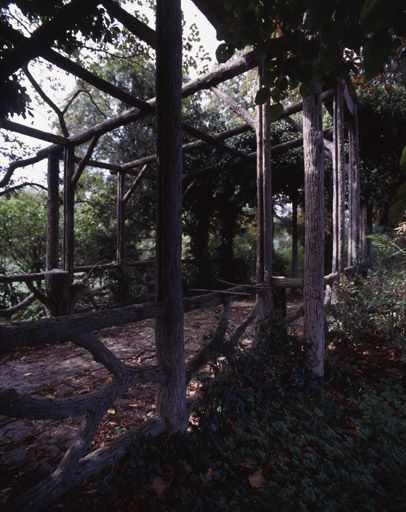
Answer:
xmin=348 ymin=103 xmax=361 ymax=266
xmin=347 ymin=121 xmax=353 ymax=266
xmin=46 ymin=149 xmax=60 ymax=271
xmin=116 ymin=171 xmax=126 ymax=266
xmin=303 ymin=84 xmax=325 ymax=378
xmin=332 ymin=80 xmax=345 ymax=274
xmin=256 ymin=64 xmax=273 ymax=321
xmin=63 ymin=146 xmax=75 ymax=276
xmin=155 ymin=0 xmax=186 ymax=432
xmin=291 ymin=195 xmax=298 ymax=278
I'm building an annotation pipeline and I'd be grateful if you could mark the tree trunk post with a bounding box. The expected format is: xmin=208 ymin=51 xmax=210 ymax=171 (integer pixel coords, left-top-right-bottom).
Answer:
xmin=347 ymin=120 xmax=353 ymax=266
xmin=332 ymin=80 xmax=346 ymax=274
xmin=291 ymin=195 xmax=298 ymax=278
xmin=303 ymin=84 xmax=325 ymax=378
xmin=255 ymin=64 xmax=273 ymax=323
xmin=154 ymin=0 xmax=186 ymax=432
xmin=63 ymin=146 xmax=75 ymax=277
xmin=348 ymin=103 xmax=361 ymax=266
xmin=46 ymin=149 xmax=60 ymax=271
xmin=116 ymin=171 xmax=126 ymax=266
xmin=45 ymin=269 xmax=72 ymax=316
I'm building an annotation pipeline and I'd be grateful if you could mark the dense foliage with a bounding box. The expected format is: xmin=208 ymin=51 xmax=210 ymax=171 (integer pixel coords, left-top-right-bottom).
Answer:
xmin=214 ymin=0 xmax=405 ymax=108
xmin=57 ymin=310 xmax=406 ymax=511
xmin=330 ymin=224 xmax=406 ymax=348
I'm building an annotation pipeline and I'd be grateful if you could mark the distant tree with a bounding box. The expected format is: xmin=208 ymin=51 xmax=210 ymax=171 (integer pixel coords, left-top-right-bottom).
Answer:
xmin=0 ymin=190 xmax=46 ymax=273
xmin=358 ymin=86 xmax=406 ymax=226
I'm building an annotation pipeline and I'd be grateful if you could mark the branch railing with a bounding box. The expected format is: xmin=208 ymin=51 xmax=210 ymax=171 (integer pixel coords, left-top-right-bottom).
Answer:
xmin=0 ymin=265 xmax=351 ymax=320
xmin=0 ymin=285 xmax=256 ymax=511
xmin=0 ymin=260 xmax=356 ymax=511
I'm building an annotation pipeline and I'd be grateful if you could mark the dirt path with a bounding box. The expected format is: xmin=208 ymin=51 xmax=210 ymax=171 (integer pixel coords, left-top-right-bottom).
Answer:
xmin=0 ymin=301 xmax=256 ymax=504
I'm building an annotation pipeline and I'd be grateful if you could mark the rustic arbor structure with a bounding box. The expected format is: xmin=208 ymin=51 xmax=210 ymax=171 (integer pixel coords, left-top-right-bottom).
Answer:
xmin=0 ymin=1 xmax=364 ymax=509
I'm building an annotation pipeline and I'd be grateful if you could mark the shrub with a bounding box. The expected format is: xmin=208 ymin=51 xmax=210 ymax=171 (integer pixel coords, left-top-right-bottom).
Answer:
xmin=330 ymin=227 xmax=406 ymax=347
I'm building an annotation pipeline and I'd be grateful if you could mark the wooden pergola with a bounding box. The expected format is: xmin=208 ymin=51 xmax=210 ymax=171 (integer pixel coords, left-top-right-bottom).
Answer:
xmin=0 ymin=1 xmax=365 ymax=509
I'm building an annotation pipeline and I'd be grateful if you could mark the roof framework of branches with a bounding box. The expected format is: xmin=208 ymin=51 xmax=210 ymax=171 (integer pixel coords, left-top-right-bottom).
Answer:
xmin=0 ymin=0 xmax=363 ymax=195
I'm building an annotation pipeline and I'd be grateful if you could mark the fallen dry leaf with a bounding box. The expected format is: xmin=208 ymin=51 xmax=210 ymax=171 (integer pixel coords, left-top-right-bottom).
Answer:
xmin=249 ymin=469 xmax=267 ymax=488
xmin=151 ymin=476 xmax=167 ymax=498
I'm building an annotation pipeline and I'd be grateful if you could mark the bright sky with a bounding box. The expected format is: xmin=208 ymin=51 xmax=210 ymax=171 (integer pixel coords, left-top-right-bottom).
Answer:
xmin=1 ymin=0 xmax=221 ymax=185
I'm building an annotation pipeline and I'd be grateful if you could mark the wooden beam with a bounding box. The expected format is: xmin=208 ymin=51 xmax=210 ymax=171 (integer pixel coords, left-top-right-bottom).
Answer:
xmin=182 ymin=132 xmax=332 ymax=184
xmin=122 ymin=164 xmax=149 ymax=203
xmin=116 ymin=172 xmax=126 ymax=265
xmin=210 ymin=86 xmax=256 ymax=129
xmin=0 ymin=301 xmax=165 ymax=354
xmin=155 ymin=0 xmax=187 ymax=432
xmin=120 ymin=124 xmax=250 ymax=171
xmin=255 ymin=65 xmax=273 ymax=320
xmin=303 ymin=84 xmax=325 ymax=378
xmin=71 ymin=136 xmax=100 ymax=185
xmin=332 ymin=80 xmax=346 ymax=274
xmin=0 ymin=0 xmax=98 ymax=81
xmin=63 ymin=147 xmax=75 ymax=276
xmin=46 ymin=150 xmax=60 ymax=270
xmin=180 ymin=50 xmax=259 ymax=99
xmin=0 ymin=119 xmax=69 ymax=145
xmin=348 ymin=103 xmax=361 ymax=265
xmin=181 ymin=122 xmax=247 ymax=159
xmin=25 ymin=49 xmax=258 ymax=160
xmin=101 ymin=0 xmax=157 ymax=49
xmin=291 ymin=196 xmax=299 ymax=278
xmin=42 ymin=47 xmax=149 ymax=111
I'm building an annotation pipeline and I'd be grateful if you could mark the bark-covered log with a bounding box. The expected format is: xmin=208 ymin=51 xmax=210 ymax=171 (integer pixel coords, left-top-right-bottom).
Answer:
xmin=348 ymin=103 xmax=361 ymax=265
xmin=6 ymin=412 xmax=166 ymax=512
xmin=46 ymin=151 xmax=60 ymax=271
xmin=101 ymin=0 xmax=157 ymax=48
xmin=116 ymin=172 xmax=126 ymax=265
xmin=63 ymin=147 xmax=75 ymax=277
xmin=303 ymin=84 xmax=325 ymax=377
xmin=0 ymin=301 xmax=164 ymax=355
xmin=182 ymin=122 xmax=246 ymax=159
xmin=0 ymin=154 xmax=49 ymax=189
xmin=0 ymin=0 xmax=98 ymax=81
xmin=332 ymin=81 xmax=346 ymax=274
xmin=291 ymin=197 xmax=299 ymax=278
xmin=186 ymin=302 xmax=231 ymax=382
xmin=31 ymin=50 xmax=259 ymax=157
xmin=122 ymin=164 xmax=149 ymax=203
xmin=0 ymin=119 xmax=69 ymax=145
xmin=45 ymin=270 xmax=71 ymax=317
xmin=71 ymin=136 xmax=99 ymax=186
xmin=0 ymin=362 xmax=163 ymax=421
xmin=210 ymin=86 xmax=256 ymax=129
xmin=120 ymin=125 xmax=250 ymax=171
xmin=182 ymin=131 xmax=331 ymax=185
xmin=0 ymin=293 xmax=35 ymax=319
xmin=255 ymin=65 xmax=273 ymax=321
xmin=155 ymin=0 xmax=187 ymax=432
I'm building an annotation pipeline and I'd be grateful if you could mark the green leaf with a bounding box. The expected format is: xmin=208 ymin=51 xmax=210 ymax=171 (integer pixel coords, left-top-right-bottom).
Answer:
xmin=269 ymin=103 xmax=284 ymax=121
xmin=400 ymin=146 xmax=406 ymax=172
xmin=215 ymin=43 xmax=235 ymax=64
xmin=255 ymin=87 xmax=270 ymax=105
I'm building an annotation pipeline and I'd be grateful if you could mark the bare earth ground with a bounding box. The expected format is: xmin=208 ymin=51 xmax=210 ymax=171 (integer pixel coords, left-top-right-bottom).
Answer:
xmin=1 ymin=300 xmax=283 ymax=506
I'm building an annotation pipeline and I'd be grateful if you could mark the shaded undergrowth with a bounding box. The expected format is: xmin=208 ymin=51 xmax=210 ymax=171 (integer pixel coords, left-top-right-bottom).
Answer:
xmin=57 ymin=325 xmax=405 ymax=512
